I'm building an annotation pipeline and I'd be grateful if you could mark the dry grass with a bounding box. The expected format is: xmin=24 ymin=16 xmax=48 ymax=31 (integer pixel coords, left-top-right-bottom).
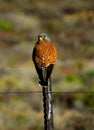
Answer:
xmin=0 ymin=0 xmax=94 ymax=129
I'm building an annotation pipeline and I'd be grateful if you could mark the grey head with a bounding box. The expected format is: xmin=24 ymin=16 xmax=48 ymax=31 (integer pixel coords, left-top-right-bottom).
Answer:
xmin=38 ymin=33 xmax=51 ymax=42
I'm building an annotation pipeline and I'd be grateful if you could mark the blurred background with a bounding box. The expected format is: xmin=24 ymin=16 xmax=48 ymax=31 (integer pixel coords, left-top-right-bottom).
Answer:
xmin=0 ymin=0 xmax=94 ymax=130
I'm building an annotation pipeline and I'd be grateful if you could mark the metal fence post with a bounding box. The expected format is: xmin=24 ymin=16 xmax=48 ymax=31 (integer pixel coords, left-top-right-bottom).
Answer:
xmin=42 ymin=77 xmax=54 ymax=130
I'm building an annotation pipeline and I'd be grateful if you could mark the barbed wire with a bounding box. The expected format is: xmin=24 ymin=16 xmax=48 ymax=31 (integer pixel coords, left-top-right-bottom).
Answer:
xmin=0 ymin=91 xmax=94 ymax=94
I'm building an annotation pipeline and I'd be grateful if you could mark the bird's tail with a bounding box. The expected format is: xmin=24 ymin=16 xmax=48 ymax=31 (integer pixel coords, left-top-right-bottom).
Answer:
xmin=42 ymin=65 xmax=47 ymax=82
xmin=38 ymin=64 xmax=54 ymax=87
xmin=39 ymin=64 xmax=48 ymax=87
xmin=39 ymin=80 xmax=48 ymax=87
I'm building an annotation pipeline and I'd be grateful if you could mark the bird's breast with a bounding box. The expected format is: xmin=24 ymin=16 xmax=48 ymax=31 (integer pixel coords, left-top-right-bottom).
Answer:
xmin=35 ymin=41 xmax=57 ymax=67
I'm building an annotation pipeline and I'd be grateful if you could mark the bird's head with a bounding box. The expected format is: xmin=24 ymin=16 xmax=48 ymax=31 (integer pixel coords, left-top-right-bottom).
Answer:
xmin=38 ymin=33 xmax=50 ymax=42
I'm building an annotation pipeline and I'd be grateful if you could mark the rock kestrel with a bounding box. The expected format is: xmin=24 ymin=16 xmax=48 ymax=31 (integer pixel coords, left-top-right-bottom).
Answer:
xmin=32 ymin=33 xmax=57 ymax=86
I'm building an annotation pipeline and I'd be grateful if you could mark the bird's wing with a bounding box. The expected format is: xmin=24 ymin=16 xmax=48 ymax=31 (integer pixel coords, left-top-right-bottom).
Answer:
xmin=32 ymin=47 xmax=36 ymax=62
xmin=41 ymin=64 xmax=47 ymax=82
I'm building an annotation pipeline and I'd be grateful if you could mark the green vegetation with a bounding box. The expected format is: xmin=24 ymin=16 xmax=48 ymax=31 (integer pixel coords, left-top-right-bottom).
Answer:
xmin=65 ymin=73 xmax=78 ymax=82
xmin=80 ymin=70 xmax=94 ymax=85
xmin=0 ymin=20 xmax=13 ymax=31
xmin=83 ymin=93 xmax=94 ymax=107
xmin=0 ymin=0 xmax=94 ymax=129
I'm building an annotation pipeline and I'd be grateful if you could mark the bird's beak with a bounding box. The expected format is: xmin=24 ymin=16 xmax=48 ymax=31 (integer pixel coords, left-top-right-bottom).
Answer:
xmin=39 ymin=36 xmax=44 ymax=41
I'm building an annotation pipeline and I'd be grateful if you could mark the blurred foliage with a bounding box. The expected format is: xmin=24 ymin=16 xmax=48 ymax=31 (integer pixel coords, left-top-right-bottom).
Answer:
xmin=83 ymin=93 xmax=94 ymax=108
xmin=0 ymin=0 xmax=94 ymax=129
xmin=0 ymin=20 xmax=13 ymax=31
xmin=80 ymin=70 xmax=94 ymax=86
xmin=65 ymin=73 xmax=79 ymax=82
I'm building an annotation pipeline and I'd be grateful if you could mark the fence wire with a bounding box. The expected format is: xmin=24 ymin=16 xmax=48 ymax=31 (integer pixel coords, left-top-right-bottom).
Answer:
xmin=0 ymin=91 xmax=94 ymax=94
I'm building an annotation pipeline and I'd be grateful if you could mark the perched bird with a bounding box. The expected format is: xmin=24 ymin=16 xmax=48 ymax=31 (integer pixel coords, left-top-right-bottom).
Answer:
xmin=32 ymin=33 xmax=57 ymax=86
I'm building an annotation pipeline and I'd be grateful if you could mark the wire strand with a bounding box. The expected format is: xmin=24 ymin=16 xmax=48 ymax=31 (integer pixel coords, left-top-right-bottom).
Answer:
xmin=0 ymin=91 xmax=93 ymax=94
